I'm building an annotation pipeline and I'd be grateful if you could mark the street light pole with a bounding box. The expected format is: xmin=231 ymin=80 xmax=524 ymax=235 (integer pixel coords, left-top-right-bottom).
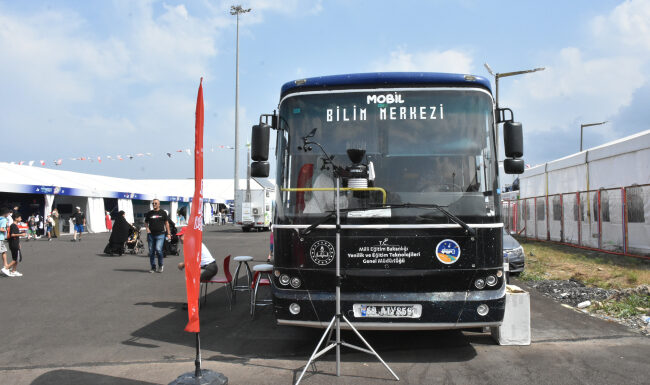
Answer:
xmin=231 ymin=5 xmax=251 ymax=223
xmin=484 ymin=63 xmax=545 ymax=150
xmin=580 ymin=121 xmax=608 ymax=152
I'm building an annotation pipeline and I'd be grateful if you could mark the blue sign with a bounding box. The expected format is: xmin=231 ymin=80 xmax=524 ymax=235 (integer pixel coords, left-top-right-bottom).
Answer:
xmin=435 ymin=239 xmax=461 ymax=265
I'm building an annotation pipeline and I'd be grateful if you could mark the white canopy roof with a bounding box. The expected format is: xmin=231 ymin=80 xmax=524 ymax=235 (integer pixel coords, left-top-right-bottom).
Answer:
xmin=0 ymin=162 xmax=274 ymax=203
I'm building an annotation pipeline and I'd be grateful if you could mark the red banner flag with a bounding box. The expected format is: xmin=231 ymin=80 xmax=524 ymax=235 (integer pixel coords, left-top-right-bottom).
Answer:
xmin=183 ymin=78 xmax=205 ymax=333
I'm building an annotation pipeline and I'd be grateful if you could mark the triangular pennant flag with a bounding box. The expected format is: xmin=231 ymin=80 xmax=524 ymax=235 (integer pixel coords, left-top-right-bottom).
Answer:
xmin=40 ymin=160 xmax=45 ymax=166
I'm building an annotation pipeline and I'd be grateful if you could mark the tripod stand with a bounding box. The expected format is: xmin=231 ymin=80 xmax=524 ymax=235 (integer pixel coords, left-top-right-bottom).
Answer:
xmin=295 ymin=176 xmax=399 ymax=385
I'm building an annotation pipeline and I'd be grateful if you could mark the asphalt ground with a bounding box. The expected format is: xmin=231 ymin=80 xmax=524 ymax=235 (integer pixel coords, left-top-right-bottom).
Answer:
xmin=0 ymin=225 xmax=648 ymax=385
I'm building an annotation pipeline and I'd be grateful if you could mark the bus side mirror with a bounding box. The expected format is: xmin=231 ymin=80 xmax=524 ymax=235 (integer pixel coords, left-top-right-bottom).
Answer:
xmin=251 ymin=123 xmax=270 ymax=161
xmin=503 ymin=121 xmax=523 ymax=158
xmin=504 ymin=158 xmax=524 ymax=174
xmin=251 ymin=161 xmax=270 ymax=177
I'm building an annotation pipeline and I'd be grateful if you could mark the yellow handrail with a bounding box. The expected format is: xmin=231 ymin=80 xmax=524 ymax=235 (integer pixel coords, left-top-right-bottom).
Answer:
xmin=282 ymin=187 xmax=387 ymax=204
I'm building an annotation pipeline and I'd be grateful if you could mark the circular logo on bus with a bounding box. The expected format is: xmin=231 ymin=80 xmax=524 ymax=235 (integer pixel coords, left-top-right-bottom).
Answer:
xmin=436 ymin=239 xmax=461 ymax=264
xmin=310 ymin=240 xmax=335 ymax=266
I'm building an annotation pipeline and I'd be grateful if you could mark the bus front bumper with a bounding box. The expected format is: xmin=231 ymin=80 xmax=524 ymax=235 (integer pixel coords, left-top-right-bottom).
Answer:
xmin=273 ymin=283 xmax=506 ymax=330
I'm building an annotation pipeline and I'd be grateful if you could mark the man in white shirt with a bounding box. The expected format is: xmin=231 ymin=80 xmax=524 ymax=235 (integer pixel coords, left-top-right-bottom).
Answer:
xmin=176 ymin=227 xmax=218 ymax=281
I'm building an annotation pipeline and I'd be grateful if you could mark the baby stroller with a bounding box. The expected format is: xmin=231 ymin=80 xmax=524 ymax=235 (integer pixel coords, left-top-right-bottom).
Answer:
xmin=126 ymin=226 xmax=144 ymax=255
xmin=163 ymin=220 xmax=179 ymax=257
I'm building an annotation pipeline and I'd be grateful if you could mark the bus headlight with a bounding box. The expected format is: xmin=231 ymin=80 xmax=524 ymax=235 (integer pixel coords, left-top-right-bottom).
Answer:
xmin=474 ymin=278 xmax=486 ymax=289
xmin=486 ymin=275 xmax=497 ymax=286
xmin=477 ymin=304 xmax=489 ymax=316
xmin=279 ymin=274 xmax=290 ymax=286
xmin=289 ymin=303 xmax=301 ymax=315
xmin=290 ymin=277 xmax=302 ymax=288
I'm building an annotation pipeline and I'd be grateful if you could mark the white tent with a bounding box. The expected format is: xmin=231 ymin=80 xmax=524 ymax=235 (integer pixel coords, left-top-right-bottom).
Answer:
xmin=0 ymin=162 xmax=274 ymax=233
xmin=511 ymin=130 xmax=650 ymax=255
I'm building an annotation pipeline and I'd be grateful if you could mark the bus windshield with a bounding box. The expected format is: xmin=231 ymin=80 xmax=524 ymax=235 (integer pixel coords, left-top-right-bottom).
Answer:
xmin=276 ymin=88 xmax=497 ymax=223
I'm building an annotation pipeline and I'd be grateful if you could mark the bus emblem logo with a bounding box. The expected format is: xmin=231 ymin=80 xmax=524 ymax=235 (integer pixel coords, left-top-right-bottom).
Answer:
xmin=435 ymin=239 xmax=461 ymax=264
xmin=310 ymin=240 xmax=335 ymax=266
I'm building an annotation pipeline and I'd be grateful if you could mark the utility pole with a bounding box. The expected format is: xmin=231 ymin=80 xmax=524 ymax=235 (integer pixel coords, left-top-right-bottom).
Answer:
xmin=231 ymin=5 xmax=251 ymax=222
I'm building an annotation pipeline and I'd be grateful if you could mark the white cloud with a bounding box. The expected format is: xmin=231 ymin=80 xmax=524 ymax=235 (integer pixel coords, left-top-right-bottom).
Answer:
xmin=591 ymin=0 xmax=650 ymax=53
xmin=372 ymin=48 xmax=474 ymax=74
xmin=501 ymin=2 xmax=650 ymax=144
xmin=505 ymin=47 xmax=644 ymax=133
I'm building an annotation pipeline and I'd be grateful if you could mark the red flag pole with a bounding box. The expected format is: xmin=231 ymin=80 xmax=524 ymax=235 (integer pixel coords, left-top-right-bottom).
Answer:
xmin=171 ymin=80 xmax=227 ymax=384
xmin=184 ymin=78 xmax=205 ymax=333
xmin=185 ymin=78 xmax=205 ymax=377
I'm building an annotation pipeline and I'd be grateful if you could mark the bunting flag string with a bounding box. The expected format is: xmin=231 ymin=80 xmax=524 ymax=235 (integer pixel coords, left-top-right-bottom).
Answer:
xmin=4 ymin=142 xmax=273 ymax=167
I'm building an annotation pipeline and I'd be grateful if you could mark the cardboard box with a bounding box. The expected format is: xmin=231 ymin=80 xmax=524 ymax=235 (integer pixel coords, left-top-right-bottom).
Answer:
xmin=490 ymin=285 xmax=531 ymax=345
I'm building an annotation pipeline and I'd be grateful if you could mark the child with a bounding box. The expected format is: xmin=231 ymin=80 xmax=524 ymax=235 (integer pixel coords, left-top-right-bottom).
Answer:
xmin=6 ymin=212 xmax=24 ymax=277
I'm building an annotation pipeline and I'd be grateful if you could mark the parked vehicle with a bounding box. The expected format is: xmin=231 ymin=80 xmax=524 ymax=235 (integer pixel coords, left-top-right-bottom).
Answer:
xmin=235 ymin=186 xmax=274 ymax=232
xmin=503 ymin=229 xmax=525 ymax=274
xmin=250 ymin=72 xmax=527 ymax=330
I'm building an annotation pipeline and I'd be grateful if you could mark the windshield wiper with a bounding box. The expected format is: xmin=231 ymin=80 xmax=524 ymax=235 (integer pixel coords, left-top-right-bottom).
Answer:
xmin=376 ymin=203 xmax=476 ymax=237
xmin=300 ymin=212 xmax=336 ymax=236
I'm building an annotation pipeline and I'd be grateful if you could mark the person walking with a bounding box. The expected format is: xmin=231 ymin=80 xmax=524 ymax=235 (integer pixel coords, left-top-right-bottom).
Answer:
xmin=106 ymin=211 xmax=132 ymax=256
xmin=5 ymin=212 xmax=24 ymax=277
xmin=7 ymin=206 xmax=18 ymax=227
xmin=71 ymin=207 xmax=86 ymax=242
xmin=145 ymin=199 xmax=171 ymax=273
xmin=27 ymin=213 xmax=36 ymax=241
xmin=105 ymin=210 xmax=113 ymax=231
xmin=34 ymin=213 xmax=42 ymax=238
xmin=51 ymin=208 xmax=60 ymax=238
xmin=0 ymin=208 xmax=10 ymax=274
xmin=45 ymin=214 xmax=54 ymax=241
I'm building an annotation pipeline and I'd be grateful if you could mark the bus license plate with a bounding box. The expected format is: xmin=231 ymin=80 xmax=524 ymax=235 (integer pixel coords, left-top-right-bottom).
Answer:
xmin=353 ymin=304 xmax=422 ymax=319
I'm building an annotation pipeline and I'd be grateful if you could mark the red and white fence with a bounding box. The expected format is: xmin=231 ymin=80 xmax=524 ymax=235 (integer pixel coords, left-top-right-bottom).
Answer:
xmin=502 ymin=185 xmax=650 ymax=259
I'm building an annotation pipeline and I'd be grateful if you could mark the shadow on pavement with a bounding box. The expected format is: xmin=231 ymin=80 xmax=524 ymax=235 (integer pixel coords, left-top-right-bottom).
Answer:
xmin=114 ymin=268 xmax=152 ymax=273
xmin=31 ymin=369 xmax=158 ymax=385
xmin=129 ymin=287 xmax=480 ymax=363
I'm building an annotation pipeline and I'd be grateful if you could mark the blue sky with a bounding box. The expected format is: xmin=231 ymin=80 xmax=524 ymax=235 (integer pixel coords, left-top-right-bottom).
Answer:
xmin=1 ymin=0 xmax=648 ymax=181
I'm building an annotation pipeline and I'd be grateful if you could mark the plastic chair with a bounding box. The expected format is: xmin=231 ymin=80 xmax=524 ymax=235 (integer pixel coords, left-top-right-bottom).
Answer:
xmin=250 ymin=263 xmax=273 ymax=319
xmin=200 ymin=255 xmax=233 ymax=310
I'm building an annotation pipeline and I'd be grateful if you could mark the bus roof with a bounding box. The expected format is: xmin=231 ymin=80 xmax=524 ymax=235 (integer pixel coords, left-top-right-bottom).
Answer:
xmin=280 ymin=72 xmax=492 ymax=97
